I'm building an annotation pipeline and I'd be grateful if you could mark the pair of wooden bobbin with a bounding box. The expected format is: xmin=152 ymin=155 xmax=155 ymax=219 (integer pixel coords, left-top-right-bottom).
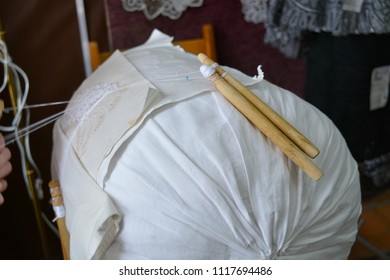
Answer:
xmin=198 ymin=53 xmax=323 ymax=181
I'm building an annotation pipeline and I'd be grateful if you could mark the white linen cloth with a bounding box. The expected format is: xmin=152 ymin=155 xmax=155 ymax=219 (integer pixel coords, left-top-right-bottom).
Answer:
xmin=51 ymin=30 xmax=361 ymax=259
xmin=101 ymin=81 xmax=361 ymax=260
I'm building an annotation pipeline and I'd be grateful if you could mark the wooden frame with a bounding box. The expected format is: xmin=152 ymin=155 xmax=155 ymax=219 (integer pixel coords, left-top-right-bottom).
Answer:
xmin=89 ymin=23 xmax=217 ymax=71
xmin=48 ymin=180 xmax=70 ymax=260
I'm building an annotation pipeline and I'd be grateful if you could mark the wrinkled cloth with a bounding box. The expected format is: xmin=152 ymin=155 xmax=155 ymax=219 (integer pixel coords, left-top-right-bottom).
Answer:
xmin=102 ymin=80 xmax=361 ymax=260
xmin=51 ymin=30 xmax=361 ymax=260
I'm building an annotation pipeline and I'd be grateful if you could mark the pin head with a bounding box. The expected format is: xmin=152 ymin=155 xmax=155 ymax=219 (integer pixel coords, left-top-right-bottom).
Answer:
xmin=199 ymin=64 xmax=216 ymax=79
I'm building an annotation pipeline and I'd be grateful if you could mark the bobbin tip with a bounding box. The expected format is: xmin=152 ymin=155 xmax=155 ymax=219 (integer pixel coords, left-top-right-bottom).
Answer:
xmin=197 ymin=53 xmax=208 ymax=64
xmin=200 ymin=64 xmax=216 ymax=79
xmin=48 ymin=180 xmax=60 ymax=188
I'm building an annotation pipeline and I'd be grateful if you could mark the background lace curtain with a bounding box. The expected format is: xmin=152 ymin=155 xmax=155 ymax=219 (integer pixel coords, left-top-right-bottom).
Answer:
xmin=121 ymin=0 xmax=269 ymax=21
xmin=264 ymin=0 xmax=390 ymax=57
xmin=240 ymin=0 xmax=268 ymax=23
xmin=121 ymin=0 xmax=204 ymax=20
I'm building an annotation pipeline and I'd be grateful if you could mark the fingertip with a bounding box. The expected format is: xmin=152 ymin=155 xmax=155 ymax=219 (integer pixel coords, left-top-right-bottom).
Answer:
xmin=0 ymin=178 xmax=8 ymax=193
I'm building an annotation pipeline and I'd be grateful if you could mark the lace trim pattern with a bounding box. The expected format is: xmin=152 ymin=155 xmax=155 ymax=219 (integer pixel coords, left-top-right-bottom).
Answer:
xmin=241 ymin=0 xmax=269 ymax=23
xmin=60 ymin=82 xmax=120 ymax=156
xmin=121 ymin=0 xmax=203 ymax=20
xmin=264 ymin=0 xmax=390 ymax=57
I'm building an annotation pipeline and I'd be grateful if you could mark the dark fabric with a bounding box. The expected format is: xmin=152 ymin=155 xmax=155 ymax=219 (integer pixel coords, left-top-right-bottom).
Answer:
xmin=304 ymin=32 xmax=390 ymax=195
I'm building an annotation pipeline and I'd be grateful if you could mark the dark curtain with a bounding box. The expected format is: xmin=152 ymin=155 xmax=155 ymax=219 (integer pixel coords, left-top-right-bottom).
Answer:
xmin=305 ymin=32 xmax=390 ymax=197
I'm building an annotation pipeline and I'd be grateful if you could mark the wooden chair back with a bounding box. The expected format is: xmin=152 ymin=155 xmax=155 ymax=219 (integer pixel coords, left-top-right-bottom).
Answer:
xmin=89 ymin=23 xmax=216 ymax=71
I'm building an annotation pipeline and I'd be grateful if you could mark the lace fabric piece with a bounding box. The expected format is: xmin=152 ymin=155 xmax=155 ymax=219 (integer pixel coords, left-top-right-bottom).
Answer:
xmin=264 ymin=0 xmax=390 ymax=57
xmin=121 ymin=0 xmax=203 ymax=20
xmin=240 ymin=0 xmax=268 ymax=23
xmin=60 ymin=82 xmax=119 ymax=135
xmin=60 ymin=82 xmax=120 ymax=157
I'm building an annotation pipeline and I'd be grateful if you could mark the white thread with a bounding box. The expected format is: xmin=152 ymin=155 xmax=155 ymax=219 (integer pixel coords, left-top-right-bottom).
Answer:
xmin=60 ymin=82 xmax=119 ymax=134
xmin=0 ymin=40 xmax=10 ymax=92
xmin=0 ymin=38 xmax=40 ymax=202
xmin=199 ymin=64 xmax=216 ymax=79
xmin=2 ymin=100 xmax=70 ymax=114
xmin=253 ymin=65 xmax=264 ymax=80
xmin=34 ymin=176 xmax=43 ymax=200
xmin=1 ymin=69 xmax=205 ymax=136
xmin=141 ymin=69 xmax=203 ymax=83
xmin=211 ymin=63 xmax=219 ymax=69
xmin=4 ymin=110 xmax=65 ymax=145
xmin=0 ymin=65 xmax=214 ymax=146
xmin=151 ymin=75 xmax=204 ymax=83
xmin=52 ymin=205 xmax=65 ymax=222
xmin=221 ymin=72 xmax=228 ymax=78
xmin=49 ymin=186 xmax=59 ymax=194
xmin=3 ymin=83 xmax=119 ymax=146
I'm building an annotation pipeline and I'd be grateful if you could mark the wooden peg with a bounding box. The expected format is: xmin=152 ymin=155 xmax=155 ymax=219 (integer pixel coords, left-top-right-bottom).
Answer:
xmin=0 ymin=99 xmax=4 ymax=119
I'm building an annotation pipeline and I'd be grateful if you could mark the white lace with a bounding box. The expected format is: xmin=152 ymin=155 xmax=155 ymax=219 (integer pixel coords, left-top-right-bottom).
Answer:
xmin=264 ymin=0 xmax=390 ymax=57
xmin=60 ymin=82 xmax=120 ymax=156
xmin=61 ymin=83 xmax=119 ymax=132
xmin=121 ymin=0 xmax=204 ymax=20
xmin=240 ymin=0 xmax=268 ymax=23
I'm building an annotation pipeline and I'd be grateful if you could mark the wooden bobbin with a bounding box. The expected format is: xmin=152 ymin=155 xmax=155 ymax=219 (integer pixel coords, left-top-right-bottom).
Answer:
xmin=198 ymin=53 xmax=320 ymax=159
xmin=48 ymin=179 xmax=70 ymax=260
xmin=205 ymin=70 xmax=323 ymax=181
xmin=0 ymin=99 xmax=4 ymax=119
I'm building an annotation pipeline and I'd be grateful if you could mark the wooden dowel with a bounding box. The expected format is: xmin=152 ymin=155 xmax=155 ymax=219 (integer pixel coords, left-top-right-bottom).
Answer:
xmin=198 ymin=53 xmax=320 ymax=159
xmin=48 ymin=180 xmax=70 ymax=260
xmin=0 ymin=99 xmax=4 ymax=119
xmin=201 ymin=67 xmax=323 ymax=181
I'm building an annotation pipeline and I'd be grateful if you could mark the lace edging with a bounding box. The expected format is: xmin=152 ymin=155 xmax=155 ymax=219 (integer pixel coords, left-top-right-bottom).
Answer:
xmin=264 ymin=0 xmax=390 ymax=57
xmin=121 ymin=0 xmax=204 ymax=20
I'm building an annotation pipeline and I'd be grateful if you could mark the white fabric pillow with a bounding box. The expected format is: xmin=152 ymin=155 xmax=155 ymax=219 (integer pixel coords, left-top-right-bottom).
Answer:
xmin=101 ymin=80 xmax=361 ymax=259
xmin=51 ymin=30 xmax=361 ymax=259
